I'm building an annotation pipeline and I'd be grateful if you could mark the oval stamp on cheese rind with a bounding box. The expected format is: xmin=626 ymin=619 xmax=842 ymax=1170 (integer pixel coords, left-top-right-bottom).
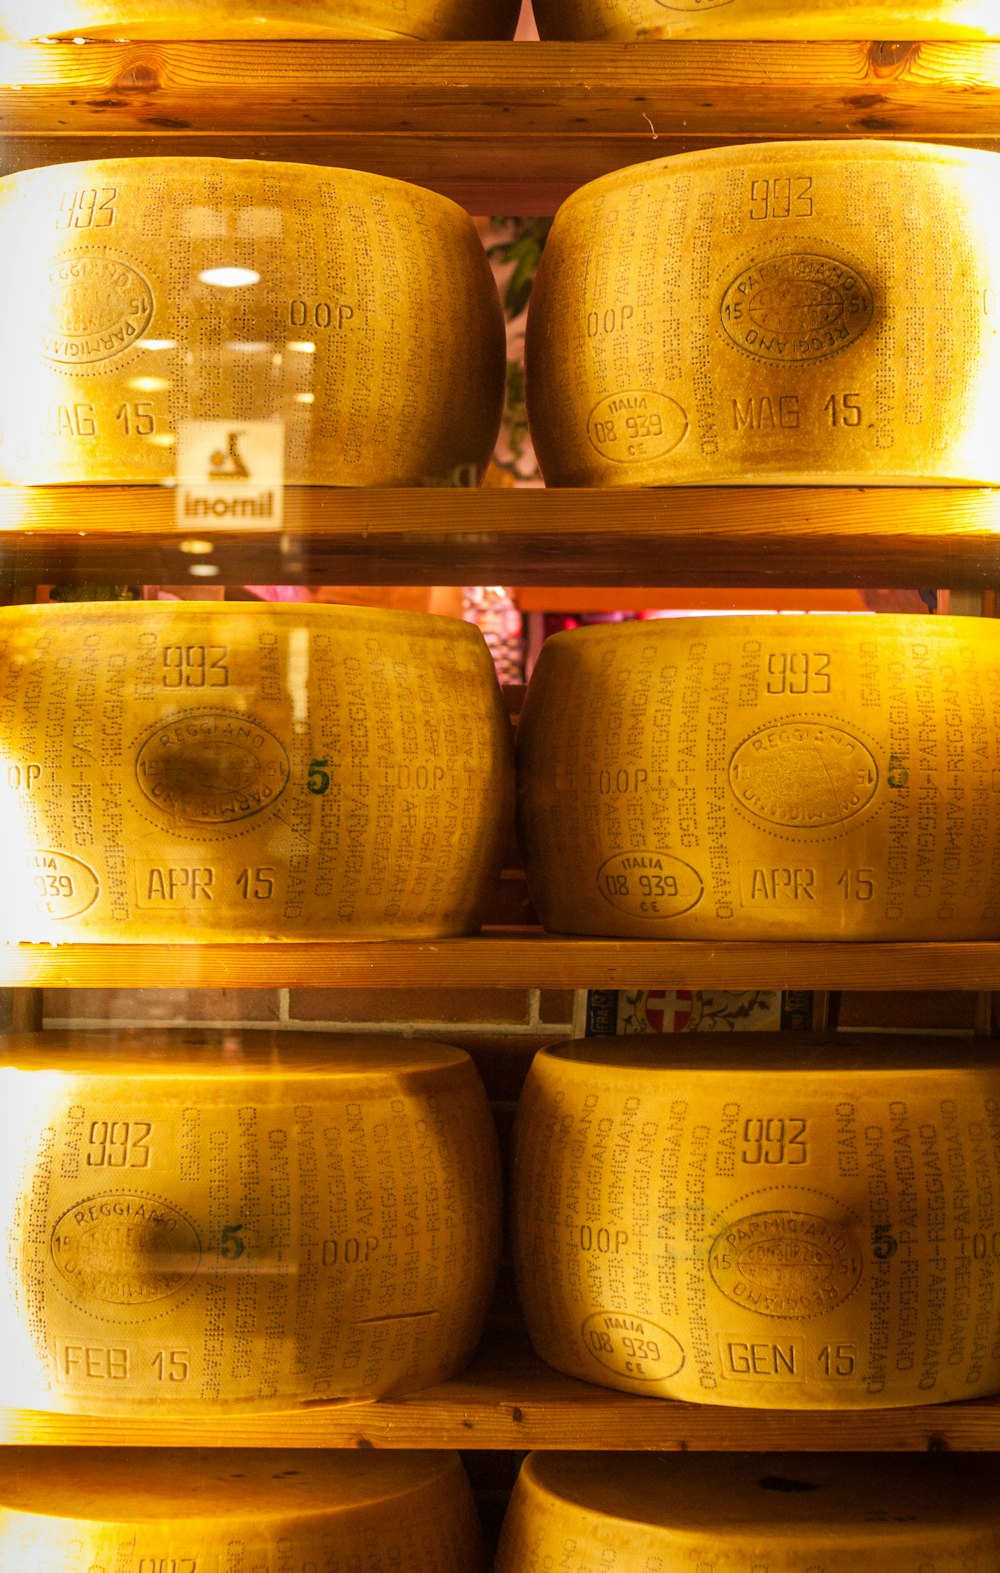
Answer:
xmin=656 ymin=0 xmax=735 ymax=8
xmin=50 ymin=1192 xmax=202 ymax=1309
xmin=28 ymin=849 xmax=100 ymax=921
xmin=135 ymin=710 xmax=290 ymax=826
xmin=729 ymin=720 xmax=879 ymax=829
xmin=582 ymin=1311 xmax=685 ymax=1382
xmin=598 ymin=850 xmax=704 ymax=920
xmin=720 ymin=253 xmax=875 ymax=364
xmin=587 ymin=390 xmax=688 ymax=464
xmin=39 ymin=251 xmax=154 ymax=366
xmin=709 ymin=1209 xmax=864 ymax=1319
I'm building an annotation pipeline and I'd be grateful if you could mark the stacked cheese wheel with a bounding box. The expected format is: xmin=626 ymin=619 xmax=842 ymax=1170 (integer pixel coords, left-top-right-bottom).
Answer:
xmin=495 ymin=1452 xmax=1000 ymax=1570
xmin=531 ymin=0 xmax=1000 ymax=38
xmin=516 ymin=612 xmax=1000 ymax=942
xmin=512 ymin=1033 xmax=1000 ymax=1409
xmin=0 ymin=599 xmax=513 ymax=943
xmin=0 ymin=0 xmax=520 ymax=37
xmin=525 ymin=140 xmax=1000 ymax=485
xmin=0 ymin=1449 xmax=485 ymax=1571
xmin=0 ymin=156 xmax=504 ymax=485
xmin=0 ymin=1030 xmax=501 ymax=1414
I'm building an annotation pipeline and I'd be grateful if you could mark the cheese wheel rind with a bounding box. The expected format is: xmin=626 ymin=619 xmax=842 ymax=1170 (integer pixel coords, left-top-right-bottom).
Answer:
xmin=0 ymin=0 xmax=520 ymax=38
xmin=0 ymin=1449 xmax=485 ymax=1571
xmin=0 ymin=1031 xmax=502 ymax=1413
xmin=512 ymin=1034 xmax=1000 ymax=1408
xmin=531 ymin=0 xmax=1000 ymax=38
xmin=0 ymin=600 xmax=514 ymax=942
xmin=525 ymin=140 xmax=1000 ymax=486
xmin=516 ymin=612 xmax=1000 ymax=941
xmin=0 ymin=156 xmax=504 ymax=486
xmin=496 ymin=1452 xmax=1000 ymax=1571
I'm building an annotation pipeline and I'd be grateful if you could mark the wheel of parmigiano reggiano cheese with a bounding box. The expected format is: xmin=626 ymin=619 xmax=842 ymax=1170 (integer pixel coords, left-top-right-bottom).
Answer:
xmin=0 ymin=600 xmax=513 ymax=943
xmin=0 ymin=1031 xmax=501 ymax=1414
xmin=516 ymin=612 xmax=1000 ymax=942
xmin=512 ymin=1034 xmax=1000 ymax=1409
xmin=0 ymin=157 xmax=504 ymax=486
xmin=525 ymin=140 xmax=1000 ymax=485
xmin=0 ymin=1448 xmax=485 ymax=1571
xmin=0 ymin=0 xmax=519 ymax=37
xmin=531 ymin=0 xmax=1000 ymax=38
xmin=495 ymin=1452 xmax=1000 ymax=1571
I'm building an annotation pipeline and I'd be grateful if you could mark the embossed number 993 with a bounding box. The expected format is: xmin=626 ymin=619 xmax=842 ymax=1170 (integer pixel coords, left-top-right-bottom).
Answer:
xmin=766 ymin=652 xmax=831 ymax=695
xmin=87 ymin=1120 xmax=152 ymax=1168
xmin=162 ymin=646 xmax=229 ymax=688
xmin=742 ymin=1117 xmax=808 ymax=1165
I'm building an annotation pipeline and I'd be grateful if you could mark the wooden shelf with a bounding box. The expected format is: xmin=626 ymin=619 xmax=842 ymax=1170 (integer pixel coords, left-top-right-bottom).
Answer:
xmin=11 ymin=933 xmax=1000 ymax=990
xmin=3 ymin=1331 xmax=998 ymax=1450
xmin=1 ymin=39 xmax=1000 ymax=211
xmin=3 ymin=485 xmax=1000 ymax=589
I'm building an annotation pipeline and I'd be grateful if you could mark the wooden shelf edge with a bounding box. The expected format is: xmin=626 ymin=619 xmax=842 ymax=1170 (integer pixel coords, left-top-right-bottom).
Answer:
xmin=2 ymin=485 xmax=1000 ymax=588
xmin=3 ymin=1342 xmax=998 ymax=1450
xmin=2 ymin=39 xmax=1000 ymax=206
xmin=9 ymin=934 xmax=1000 ymax=990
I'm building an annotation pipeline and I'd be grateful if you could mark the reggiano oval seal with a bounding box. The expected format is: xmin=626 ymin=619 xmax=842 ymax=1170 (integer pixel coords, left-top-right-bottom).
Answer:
xmin=50 ymin=1192 xmax=202 ymax=1310
xmin=0 ymin=600 xmax=513 ymax=942
xmin=511 ymin=1033 xmax=1000 ymax=1408
xmin=516 ymin=613 xmax=1000 ymax=941
xmin=532 ymin=0 xmax=1000 ymax=39
xmin=719 ymin=252 xmax=875 ymax=363
xmin=729 ymin=720 xmax=879 ymax=830
xmin=40 ymin=252 xmax=154 ymax=365
xmin=135 ymin=711 xmax=291 ymax=826
xmin=708 ymin=1203 xmax=864 ymax=1318
xmin=0 ymin=1030 xmax=502 ymax=1414
xmin=0 ymin=1450 xmax=486 ymax=1573
xmin=525 ymin=140 xmax=1000 ymax=484
xmin=495 ymin=1453 xmax=1000 ymax=1572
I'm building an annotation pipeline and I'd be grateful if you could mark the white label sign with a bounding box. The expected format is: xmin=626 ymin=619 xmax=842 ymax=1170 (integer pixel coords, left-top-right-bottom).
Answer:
xmin=175 ymin=419 xmax=284 ymax=530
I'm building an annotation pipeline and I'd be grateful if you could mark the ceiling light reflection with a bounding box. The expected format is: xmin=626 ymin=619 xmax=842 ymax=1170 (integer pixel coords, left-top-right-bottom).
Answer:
xmin=198 ymin=266 xmax=260 ymax=288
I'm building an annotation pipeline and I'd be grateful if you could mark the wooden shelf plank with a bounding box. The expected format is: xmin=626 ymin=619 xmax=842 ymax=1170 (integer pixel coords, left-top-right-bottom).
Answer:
xmin=1 ymin=40 xmax=1000 ymax=210
xmin=10 ymin=933 xmax=1000 ymax=990
xmin=3 ymin=1335 xmax=998 ymax=1449
xmin=2 ymin=485 xmax=1000 ymax=589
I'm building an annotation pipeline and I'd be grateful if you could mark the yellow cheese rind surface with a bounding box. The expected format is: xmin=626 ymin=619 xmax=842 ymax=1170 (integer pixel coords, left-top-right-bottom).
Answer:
xmin=0 ymin=1448 xmax=485 ymax=1570
xmin=532 ymin=0 xmax=1000 ymax=38
xmin=0 ymin=0 xmax=519 ymax=37
xmin=0 ymin=1030 xmax=502 ymax=1413
xmin=0 ymin=156 xmax=504 ymax=485
xmin=516 ymin=612 xmax=1000 ymax=941
xmin=496 ymin=1452 xmax=1000 ymax=1570
xmin=0 ymin=600 xmax=514 ymax=942
xmin=512 ymin=1034 xmax=1000 ymax=1409
xmin=525 ymin=140 xmax=1000 ymax=485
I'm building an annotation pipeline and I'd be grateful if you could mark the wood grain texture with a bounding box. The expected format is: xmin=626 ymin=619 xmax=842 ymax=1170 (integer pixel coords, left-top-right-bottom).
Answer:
xmin=1 ymin=41 xmax=1000 ymax=210
xmin=2 ymin=486 xmax=1000 ymax=588
xmin=8 ymin=935 xmax=1000 ymax=989
xmin=1 ymin=1331 xmax=997 ymax=1449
